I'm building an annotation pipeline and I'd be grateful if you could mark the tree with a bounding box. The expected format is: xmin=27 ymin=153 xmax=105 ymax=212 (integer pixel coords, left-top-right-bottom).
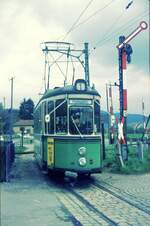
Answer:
xmin=0 ymin=103 xmax=10 ymax=135
xmin=0 ymin=103 xmax=4 ymax=134
xmin=19 ymin=98 xmax=34 ymax=120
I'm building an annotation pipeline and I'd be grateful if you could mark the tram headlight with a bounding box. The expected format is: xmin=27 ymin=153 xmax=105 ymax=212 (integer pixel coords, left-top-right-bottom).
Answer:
xmin=78 ymin=147 xmax=86 ymax=156
xmin=78 ymin=157 xmax=86 ymax=166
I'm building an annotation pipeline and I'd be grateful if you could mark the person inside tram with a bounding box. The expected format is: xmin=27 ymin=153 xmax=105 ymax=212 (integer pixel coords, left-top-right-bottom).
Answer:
xmin=70 ymin=112 xmax=82 ymax=134
xmin=70 ymin=109 xmax=93 ymax=135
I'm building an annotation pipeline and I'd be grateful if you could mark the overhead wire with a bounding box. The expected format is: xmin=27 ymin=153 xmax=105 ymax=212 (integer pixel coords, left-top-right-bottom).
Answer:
xmin=72 ymin=0 xmax=115 ymax=31
xmin=92 ymin=11 xmax=125 ymax=52
xmin=53 ymin=0 xmax=118 ymax=87
xmin=41 ymin=0 xmax=148 ymax=91
xmin=60 ymin=0 xmax=94 ymax=41
xmin=90 ymin=9 xmax=149 ymax=50
xmin=60 ymin=0 xmax=115 ymax=40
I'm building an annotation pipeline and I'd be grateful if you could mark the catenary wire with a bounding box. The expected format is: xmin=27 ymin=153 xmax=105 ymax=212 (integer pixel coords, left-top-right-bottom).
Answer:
xmin=91 ymin=9 xmax=148 ymax=51
xmin=60 ymin=0 xmax=94 ymax=41
xmin=72 ymin=0 xmax=115 ymax=31
xmin=61 ymin=0 xmax=115 ymax=40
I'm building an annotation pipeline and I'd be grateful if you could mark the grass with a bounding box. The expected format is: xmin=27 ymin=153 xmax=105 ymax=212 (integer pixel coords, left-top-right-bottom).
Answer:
xmin=127 ymin=133 xmax=143 ymax=140
xmin=104 ymin=143 xmax=150 ymax=174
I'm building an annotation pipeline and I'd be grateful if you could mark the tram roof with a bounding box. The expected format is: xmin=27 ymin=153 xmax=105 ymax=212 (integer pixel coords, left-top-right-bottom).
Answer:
xmin=41 ymin=85 xmax=100 ymax=101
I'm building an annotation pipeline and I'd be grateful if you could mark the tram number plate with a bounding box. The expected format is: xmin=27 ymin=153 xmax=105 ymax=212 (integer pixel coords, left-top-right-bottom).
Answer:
xmin=47 ymin=138 xmax=54 ymax=166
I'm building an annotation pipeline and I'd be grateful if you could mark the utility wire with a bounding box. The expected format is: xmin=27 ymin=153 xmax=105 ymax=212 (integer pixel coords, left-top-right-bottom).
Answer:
xmin=91 ymin=9 xmax=148 ymax=50
xmin=60 ymin=0 xmax=115 ymax=40
xmin=61 ymin=0 xmax=94 ymax=41
xmin=92 ymin=11 xmax=125 ymax=52
xmin=73 ymin=0 xmax=115 ymax=30
xmin=98 ymin=11 xmax=148 ymax=48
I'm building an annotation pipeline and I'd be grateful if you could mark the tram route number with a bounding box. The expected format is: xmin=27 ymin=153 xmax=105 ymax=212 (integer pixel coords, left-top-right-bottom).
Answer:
xmin=47 ymin=138 xmax=54 ymax=166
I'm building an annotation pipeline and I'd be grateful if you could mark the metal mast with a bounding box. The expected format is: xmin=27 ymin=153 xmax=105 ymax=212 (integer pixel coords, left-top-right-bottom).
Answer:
xmin=84 ymin=42 xmax=90 ymax=86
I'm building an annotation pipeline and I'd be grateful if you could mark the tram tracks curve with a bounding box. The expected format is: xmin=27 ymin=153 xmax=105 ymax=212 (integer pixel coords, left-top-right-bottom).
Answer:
xmin=47 ymin=174 xmax=150 ymax=225
xmin=61 ymin=177 xmax=150 ymax=225
xmin=56 ymin=186 xmax=117 ymax=225
xmin=92 ymin=180 xmax=150 ymax=216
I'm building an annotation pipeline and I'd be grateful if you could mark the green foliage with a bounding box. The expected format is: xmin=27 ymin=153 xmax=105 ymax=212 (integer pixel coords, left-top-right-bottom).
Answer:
xmin=19 ymin=98 xmax=34 ymax=120
xmin=0 ymin=103 xmax=10 ymax=135
xmin=104 ymin=144 xmax=116 ymax=166
xmin=120 ymin=153 xmax=150 ymax=174
xmin=0 ymin=103 xmax=4 ymax=134
xmin=127 ymin=133 xmax=143 ymax=140
xmin=104 ymin=142 xmax=150 ymax=174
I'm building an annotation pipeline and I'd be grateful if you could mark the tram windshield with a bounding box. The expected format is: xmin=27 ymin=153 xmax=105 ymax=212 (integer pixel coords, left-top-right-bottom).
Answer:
xmin=69 ymin=107 xmax=93 ymax=135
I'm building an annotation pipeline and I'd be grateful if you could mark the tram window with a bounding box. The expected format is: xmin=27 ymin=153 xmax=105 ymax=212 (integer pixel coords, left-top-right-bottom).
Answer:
xmin=48 ymin=101 xmax=54 ymax=134
xmin=94 ymin=101 xmax=100 ymax=133
xmin=44 ymin=102 xmax=47 ymax=134
xmin=69 ymin=99 xmax=92 ymax=105
xmin=69 ymin=107 xmax=93 ymax=135
xmin=34 ymin=110 xmax=38 ymax=133
xmin=56 ymin=99 xmax=67 ymax=134
xmin=34 ymin=106 xmax=42 ymax=134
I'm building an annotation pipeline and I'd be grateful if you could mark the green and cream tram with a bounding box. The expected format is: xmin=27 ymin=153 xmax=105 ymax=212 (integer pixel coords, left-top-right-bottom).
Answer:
xmin=34 ymin=79 xmax=103 ymax=176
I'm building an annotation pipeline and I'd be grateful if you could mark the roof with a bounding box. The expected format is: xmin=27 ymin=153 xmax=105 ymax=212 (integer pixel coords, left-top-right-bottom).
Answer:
xmin=41 ymin=85 xmax=100 ymax=101
xmin=13 ymin=120 xmax=34 ymax=127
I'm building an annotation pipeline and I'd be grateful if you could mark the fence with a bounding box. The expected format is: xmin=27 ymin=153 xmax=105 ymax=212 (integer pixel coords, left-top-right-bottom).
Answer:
xmin=0 ymin=140 xmax=15 ymax=182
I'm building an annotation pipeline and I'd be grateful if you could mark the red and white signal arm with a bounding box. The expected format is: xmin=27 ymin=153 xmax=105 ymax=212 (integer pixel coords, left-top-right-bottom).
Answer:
xmin=117 ymin=21 xmax=148 ymax=49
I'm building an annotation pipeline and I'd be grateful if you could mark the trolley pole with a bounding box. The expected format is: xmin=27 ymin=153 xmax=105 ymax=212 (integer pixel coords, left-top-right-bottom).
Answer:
xmin=84 ymin=42 xmax=90 ymax=86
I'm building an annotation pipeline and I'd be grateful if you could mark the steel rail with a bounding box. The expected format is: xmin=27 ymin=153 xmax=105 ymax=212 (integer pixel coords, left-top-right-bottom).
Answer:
xmin=93 ymin=181 xmax=150 ymax=215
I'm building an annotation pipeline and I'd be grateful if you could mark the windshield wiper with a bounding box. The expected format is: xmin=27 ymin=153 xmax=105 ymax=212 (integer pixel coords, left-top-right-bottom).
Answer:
xmin=71 ymin=116 xmax=83 ymax=138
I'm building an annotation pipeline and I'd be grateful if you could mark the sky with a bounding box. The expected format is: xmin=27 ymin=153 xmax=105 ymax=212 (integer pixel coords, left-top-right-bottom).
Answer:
xmin=0 ymin=0 xmax=149 ymax=115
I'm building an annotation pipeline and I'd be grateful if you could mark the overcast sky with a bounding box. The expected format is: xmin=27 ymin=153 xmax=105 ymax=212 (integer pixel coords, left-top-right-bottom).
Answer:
xmin=0 ymin=0 xmax=149 ymax=115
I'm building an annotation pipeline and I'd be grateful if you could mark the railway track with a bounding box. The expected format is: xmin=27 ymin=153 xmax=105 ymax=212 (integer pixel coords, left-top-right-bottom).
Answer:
xmin=93 ymin=181 xmax=150 ymax=216
xmin=56 ymin=189 xmax=117 ymax=226
xmin=54 ymin=176 xmax=150 ymax=226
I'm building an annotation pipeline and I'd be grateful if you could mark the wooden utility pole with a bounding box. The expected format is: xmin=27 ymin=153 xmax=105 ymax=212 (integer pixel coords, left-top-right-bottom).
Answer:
xmin=9 ymin=77 xmax=15 ymax=140
xmin=3 ymin=97 xmax=6 ymax=109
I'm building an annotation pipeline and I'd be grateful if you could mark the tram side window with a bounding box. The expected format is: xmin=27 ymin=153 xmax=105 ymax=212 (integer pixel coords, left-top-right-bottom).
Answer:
xmin=34 ymin=110 xmax=38 ymax=133
xmin=48 ymin=101 xmax=54 ymax=134
xmin=44 ymin=101 xmax=47 ymax=134
xmin=94 ymin=101 xmax=100 ymax=133
xmin=34 ymin=106 xmax=42 ymax=134
xmin=56 ymin=99 xmax=67 ymax=134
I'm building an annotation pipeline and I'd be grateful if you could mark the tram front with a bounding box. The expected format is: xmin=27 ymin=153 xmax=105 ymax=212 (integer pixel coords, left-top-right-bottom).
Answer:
xmin=53 ymin=80 xmax=102 ymax=176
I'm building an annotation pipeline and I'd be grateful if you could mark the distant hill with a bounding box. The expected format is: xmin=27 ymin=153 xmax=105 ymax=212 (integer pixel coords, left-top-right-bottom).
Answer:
xmin=127 ymin=114 xmax=146 ymax=124
xmin=101 ymin=111 xmax=148 ymax=125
